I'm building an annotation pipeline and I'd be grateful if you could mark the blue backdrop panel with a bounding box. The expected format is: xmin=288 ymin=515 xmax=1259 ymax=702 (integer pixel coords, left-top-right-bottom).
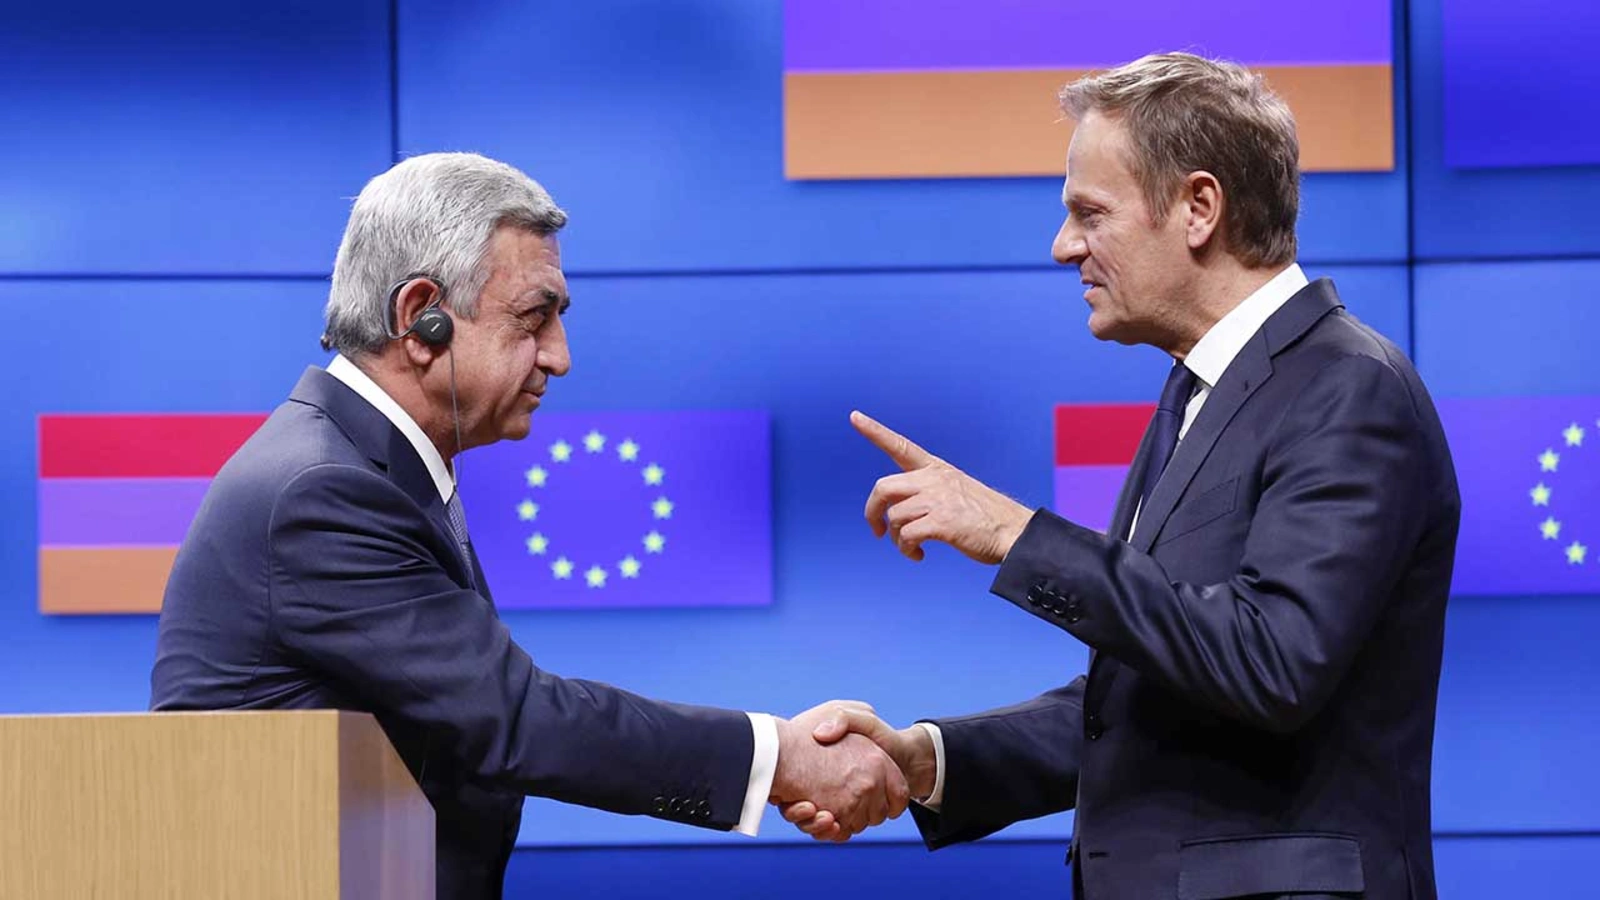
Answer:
xmin=1409 ymin=0 xmax=1600 ymax=259
xmin=1432 ymin=595 xmax=1600 ymax=832
xmin=1413 ymin=259 xmax=1600 ymax=830
xmin=0 ymin=1 xmax=391 ymax=275
xmin=505 ymin=841 xmax=1075 ymax=898
xmin=1433 ymin=836 xmax=1600 ymax=899
xmin=0 ymin=279 xmax=328 ymax=711
xmin=500 ymin=835 xmax=1600 ymax=899
xmin=396 ymin=0 xmax=1408 ymax=273
xmin=1413 ymin=260 xmax=1600 ymax=395
xmin=496 ymin=832 xmax=1600 ymax=896
xmin=1441 ymin=0 xmax=1600 ymax=168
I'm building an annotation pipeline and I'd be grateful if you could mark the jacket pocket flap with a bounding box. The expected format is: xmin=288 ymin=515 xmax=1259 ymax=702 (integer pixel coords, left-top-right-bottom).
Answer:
xmin=1156 ymin=476 xmax=1238 ymax=545
xmin=1178 ymin=833 xmax=1364 ymax=900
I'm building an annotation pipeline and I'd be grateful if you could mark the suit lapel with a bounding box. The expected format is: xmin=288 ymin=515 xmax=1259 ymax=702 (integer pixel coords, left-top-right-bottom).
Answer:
xmin=1128 ymin=278 xmax=1344 ymax=552
xmin=288 ymin=366 xmax=478 ymax=591
xmin=1129 ymin=339 xmax=1271 ymax=551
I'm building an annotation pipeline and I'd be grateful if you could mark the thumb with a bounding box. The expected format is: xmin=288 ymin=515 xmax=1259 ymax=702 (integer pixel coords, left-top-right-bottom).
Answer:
xmin=811 ymin=715 xmax=849 ymax=744
xmin=813 ymin=707 xmax=896 ymax=748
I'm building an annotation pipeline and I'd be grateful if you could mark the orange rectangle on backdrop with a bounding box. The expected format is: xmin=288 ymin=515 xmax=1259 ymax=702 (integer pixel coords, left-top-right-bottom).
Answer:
xmin=784 ymin=64 xmax=1393 ymax=180
xmin=38 ymin=546 xmax=177 ymax=614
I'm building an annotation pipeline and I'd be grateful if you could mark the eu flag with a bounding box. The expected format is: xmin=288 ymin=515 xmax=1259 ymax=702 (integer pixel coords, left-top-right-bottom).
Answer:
xmin=1438 ymin=397 xmax=1600 ymax=595
xmin=457 ymin=410 xmax=772 ymax=610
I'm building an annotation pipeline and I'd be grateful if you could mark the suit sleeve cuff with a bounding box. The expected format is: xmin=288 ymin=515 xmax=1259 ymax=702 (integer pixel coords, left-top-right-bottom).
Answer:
xmin=914 ymin=721 xmax=947 ymax=811
xmin=734 ymin=712 xmax=778 ymax=836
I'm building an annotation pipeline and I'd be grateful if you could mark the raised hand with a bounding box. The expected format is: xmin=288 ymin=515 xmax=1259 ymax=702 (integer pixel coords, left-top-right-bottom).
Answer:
xmin=769 ymin=700 xmax=910 ymax=840
xmin=851 ymin=411 xmax=1034 ymax=564
xmin=779 ymin=705 xmax=939 ymax=842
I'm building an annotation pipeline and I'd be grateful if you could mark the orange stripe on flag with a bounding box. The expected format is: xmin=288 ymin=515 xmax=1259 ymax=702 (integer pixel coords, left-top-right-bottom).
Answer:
xmin=785 ymin=64 xmax=1393 ymax=179
xmin=39 ymin=546 xmax=176 ymax=615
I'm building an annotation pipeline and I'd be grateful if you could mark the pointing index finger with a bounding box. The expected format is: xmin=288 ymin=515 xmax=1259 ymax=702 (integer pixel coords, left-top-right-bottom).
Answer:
xmin=850 ymin=410 xmax=936 ymax=471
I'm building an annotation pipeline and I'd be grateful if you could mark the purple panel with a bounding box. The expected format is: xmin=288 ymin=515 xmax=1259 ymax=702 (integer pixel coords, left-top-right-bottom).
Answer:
xmin=458 ymin=410 xmax=772 ymax=610
xmin=1053 ymin=464 xmax=1129 ymax=536
xmin=785 ymin=0 xmax=1391 ymax=71
xmin=1442 ymin=0 xmax=1600 ymax=167
xmin=37 ymin=477 xmax=209 ymax=546
xmin=1438 ymin=397 xmax=1600 ymax=595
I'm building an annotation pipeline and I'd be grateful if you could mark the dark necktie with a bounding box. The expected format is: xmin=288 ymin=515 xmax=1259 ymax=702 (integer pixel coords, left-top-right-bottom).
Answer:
xmin=445 ymin=490 xmax=477 ymax=589
xmin=1135 ymin=362 xmax=1198 ymax=514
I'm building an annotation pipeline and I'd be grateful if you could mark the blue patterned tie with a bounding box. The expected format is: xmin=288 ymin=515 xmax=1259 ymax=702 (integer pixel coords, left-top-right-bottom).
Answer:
xmin=445 ymin=490 xmax=476 ymax=588
xmin=1136 ymin=362 xmax=1199 ymax=513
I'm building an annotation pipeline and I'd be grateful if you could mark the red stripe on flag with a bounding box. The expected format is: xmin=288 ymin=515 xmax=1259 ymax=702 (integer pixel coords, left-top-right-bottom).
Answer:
xmin=1055 ymin=404 xmax=1154 ymax=466
xmin=39 ymin=414 xmax=269 ymax=478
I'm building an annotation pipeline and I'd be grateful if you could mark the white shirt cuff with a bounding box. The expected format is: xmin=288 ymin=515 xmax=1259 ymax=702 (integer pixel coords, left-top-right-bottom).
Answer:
xmin=914 ymin=721 xmax=947 ymax=811
xmin=734 ymin=712 xmax=779 ymax=836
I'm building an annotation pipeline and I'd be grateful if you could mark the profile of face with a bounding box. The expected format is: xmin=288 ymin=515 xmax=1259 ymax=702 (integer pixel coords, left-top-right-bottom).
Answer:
xmin=1050 ymin=111 xmax=1197 ymax=347
xmin=441 ymin=226 xmax=572 ymax=449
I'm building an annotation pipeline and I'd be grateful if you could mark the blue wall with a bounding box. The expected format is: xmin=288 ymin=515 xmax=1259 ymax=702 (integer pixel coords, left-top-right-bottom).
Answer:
xmin=3 ymin=1 xmax=1596 ymax=896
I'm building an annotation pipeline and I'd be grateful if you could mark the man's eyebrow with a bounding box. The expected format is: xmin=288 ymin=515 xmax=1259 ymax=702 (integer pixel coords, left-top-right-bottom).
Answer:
xmin=523 ymin=289 xmax=570 ymax=314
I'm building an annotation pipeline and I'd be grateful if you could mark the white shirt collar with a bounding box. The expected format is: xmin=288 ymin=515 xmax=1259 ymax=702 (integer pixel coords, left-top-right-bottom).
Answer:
xmin=326 ymin=354 xmax=456 ymax=503
xmin=1182 ymin=263 xmax=1309 ymax=388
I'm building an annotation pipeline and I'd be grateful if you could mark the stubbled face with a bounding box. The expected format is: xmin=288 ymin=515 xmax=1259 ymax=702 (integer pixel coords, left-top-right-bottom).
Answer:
xmin=449 ymin=227 xmax=571 ymax=448
xmin=1050 ymin=111 xmax=1194 ymax=347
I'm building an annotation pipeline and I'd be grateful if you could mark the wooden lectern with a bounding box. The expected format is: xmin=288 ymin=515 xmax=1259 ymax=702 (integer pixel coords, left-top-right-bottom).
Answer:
xmin=0 ymin=710 xmax=434 ymax=899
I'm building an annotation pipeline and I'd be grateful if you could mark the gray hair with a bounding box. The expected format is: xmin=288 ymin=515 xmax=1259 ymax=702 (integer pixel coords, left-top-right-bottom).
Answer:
xmin=322 ymin=152 xmax=568 ymax=356
xmin=1059 ymin=52 xmax=1300 ymax=268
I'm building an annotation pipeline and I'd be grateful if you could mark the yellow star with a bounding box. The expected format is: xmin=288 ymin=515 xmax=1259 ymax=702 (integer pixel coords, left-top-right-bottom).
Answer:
xmin=551 ymin=556 xmax=574 ymax=579
xmin=526 ymin=533 xmax=549 ymax=555
xmin=516 ymin=500 xmax=539 ymax=522
xmin=651 ymin=497 xmax=674 ymax=520
xmin=643 ymin=463 xmax=665 ymax=486
xmin=1540 ymin=518 xmax=1562 ymax=541
xmin=550 ymin=440 xmax=573 ymax=463
xmin=617 ymin=439 xmax=640 ymax=463
xmin=1531 ymin=482 xmax=1552 ymax=506
xmin=1566 ymin=542 xmax=1587 ymax=565
xmin=1565 ymin=423 xmax=1586 ymax=447
xmin=1539 ymin=448 xmax=1560 ymax=472
xmin=643 ymin=531 xmax=666 ymax=554
xmin=585 ymin=566 xmax=608 ymax=588
xmin=619 ymin=556 xmax=642 ymax=578
xmin=583 ymin=430 xmax=606 ymax=453
xmin=525 ymin=466 xmax=548 ymax=488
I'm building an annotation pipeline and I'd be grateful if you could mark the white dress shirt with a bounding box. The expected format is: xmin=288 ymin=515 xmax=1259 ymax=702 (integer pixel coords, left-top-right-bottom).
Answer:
xmin=325 ymin=355 xmax=778 ymax=834
xmin=915 ymin=263 xmax=1309 ymax=812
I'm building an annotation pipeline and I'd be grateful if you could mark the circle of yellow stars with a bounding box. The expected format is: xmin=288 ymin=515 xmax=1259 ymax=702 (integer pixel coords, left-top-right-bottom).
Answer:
xmin=1530 ymin=421 xmax=1592 ymax=566
xmin=517 ymin=430 xmax=673 ymax=588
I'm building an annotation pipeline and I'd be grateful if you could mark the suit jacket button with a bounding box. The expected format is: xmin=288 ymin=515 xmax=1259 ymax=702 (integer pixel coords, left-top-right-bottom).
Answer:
xmin=670 ymin=798 xmax=685 ymax=815
xmin=697 ymin=800 xmax=712 ymax=819
xmin=1027 ymin=585 xmax=1043 ymax=606
xmin=1086 ymin=715 xmax=1104 ymax=740
xmin=652 ymin=796 xmax=667 ymax=814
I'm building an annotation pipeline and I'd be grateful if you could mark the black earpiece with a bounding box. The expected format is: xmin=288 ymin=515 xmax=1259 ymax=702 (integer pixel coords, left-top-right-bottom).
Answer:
xmin=387 ymin=275 xmax=452 ymax=348
xmin=411 ymin=306 xmax=454 ymax=346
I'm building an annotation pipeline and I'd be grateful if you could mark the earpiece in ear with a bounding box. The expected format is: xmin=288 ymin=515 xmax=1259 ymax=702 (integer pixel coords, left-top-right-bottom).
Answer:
xmin=412 ymin=307 xmax=453 ymax=347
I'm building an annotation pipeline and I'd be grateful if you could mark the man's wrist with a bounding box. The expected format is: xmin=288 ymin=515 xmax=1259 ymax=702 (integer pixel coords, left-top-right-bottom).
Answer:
xmin=899 ymin=725 xmax=937 ymax=799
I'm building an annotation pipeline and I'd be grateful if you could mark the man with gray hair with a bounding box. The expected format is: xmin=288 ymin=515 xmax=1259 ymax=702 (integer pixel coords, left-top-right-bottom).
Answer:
xmin=785 ymin=53 xmax=1459 ymax=900
xmin=151 ymin=151 xmax=907 ymax=899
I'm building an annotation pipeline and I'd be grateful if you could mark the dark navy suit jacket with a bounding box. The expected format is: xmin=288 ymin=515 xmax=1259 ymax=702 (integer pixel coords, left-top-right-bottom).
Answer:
xmin=151 ymin=367 xmax=754 ymax=900
xmin=911 ymin=280 xmax=1460 ymax=900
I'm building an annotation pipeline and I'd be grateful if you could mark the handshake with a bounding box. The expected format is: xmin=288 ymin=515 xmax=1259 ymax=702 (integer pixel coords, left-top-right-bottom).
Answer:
xmin=767 ymin=700 xmax=936 ymax=842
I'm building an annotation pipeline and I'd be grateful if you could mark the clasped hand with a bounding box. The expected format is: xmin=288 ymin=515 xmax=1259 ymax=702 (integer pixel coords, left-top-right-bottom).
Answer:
xmin=769 ymin=700 xmax=936 ymax=842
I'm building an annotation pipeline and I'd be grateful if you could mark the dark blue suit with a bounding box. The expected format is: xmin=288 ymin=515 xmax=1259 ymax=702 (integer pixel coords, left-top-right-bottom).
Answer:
xmin=911 ymin=280 xmax=1460 ymax=900
xmin=151 ymin=367 xmax=754 ymax=900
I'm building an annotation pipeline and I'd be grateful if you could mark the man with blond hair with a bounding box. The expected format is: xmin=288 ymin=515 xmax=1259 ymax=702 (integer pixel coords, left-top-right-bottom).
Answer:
xmin=787 ymin=53 xmax=1458 ymax=900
